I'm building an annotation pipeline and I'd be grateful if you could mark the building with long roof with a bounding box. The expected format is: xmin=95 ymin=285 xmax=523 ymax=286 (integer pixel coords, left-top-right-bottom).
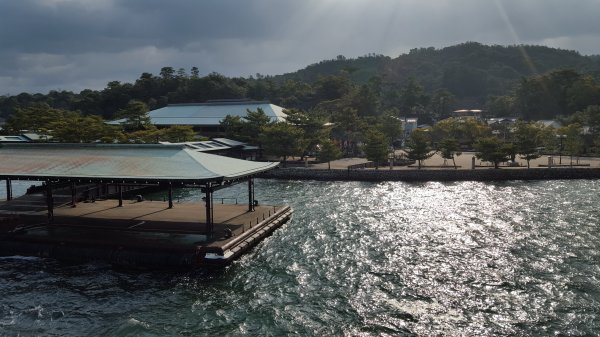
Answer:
xmin=109 ymin=100 xmax=287 ymax=135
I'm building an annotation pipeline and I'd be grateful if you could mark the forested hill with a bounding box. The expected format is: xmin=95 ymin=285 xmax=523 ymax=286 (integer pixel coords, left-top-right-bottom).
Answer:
xmin=1 ymin=42 xmax=600 ymax=122
xmin=275 ymin=42 xmax=600 ymax=102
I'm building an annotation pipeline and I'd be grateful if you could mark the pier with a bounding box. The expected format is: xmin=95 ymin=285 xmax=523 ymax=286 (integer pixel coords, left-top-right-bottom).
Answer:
xmin=0 ymin=143 xmax=292 ymax=268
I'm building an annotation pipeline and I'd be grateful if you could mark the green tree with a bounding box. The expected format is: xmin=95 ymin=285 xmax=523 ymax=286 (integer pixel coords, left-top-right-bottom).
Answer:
xmin=379 ymin=114 xmax=403 ymax=148
xmin=273 ymin=79 xmax=313 ymax=109
xmin=314 ymin=74 xmax=353 ymax=101
xmin=261 ymin=122 xmax=306 ymax=166
xmin=50 ymin=113 xmax=120 ymax=143
xmin=159 ymin=125 xmax=197 ymax=143
xmin=431 ymin=117 xmax=490 ymax=150
xmin=429 ymin=89 xmax=455 ymax=119
xmin=363 ymin=130 xmax=389 ymax=169
xmin=515 ymin=69 xmax=591 ymax=120
xmin=220 ymin=115 xmax=245 ymax=140
xmin=474 ymin=136 xmax=511 ymax=169
xmin=117 ymin=100 xmax=152 ymax=132
xmin=563 ymin=105 xmax=600 ymax=154
xmin=243 ymin=108 xmax=273 ymax=146
xmin=431 ymin=117 xmax=462 ymax=141
xmin=513 ymin=121 xmax=541 ymax=168
xmin=581 ymin=105 xmax=600 ymax=154
xmin=190 ymin=66 xmax=200 ymax=79
xmin=4 ymin=103 xmax=65 ymax=136
xmin=160 ymin=66 xmax=176 ymax=80
xmin=100 ymin=80 xmax=134 ymax=119
xmin=330 ymin=107 xmax=367 ymax=156
xmin=438 ymin=137 xmax=461 ymax=169
xmin=537 ymin=125 xmax=559 ymax=153
xmin=486 ymin=95 xmax=516 ymax=117
xmin=316 ymin=139 xmax=342 ymax=169
xmin=400 ymin=77 xmax=429 ymax=114
xmin=284 ymin=109 xmax=328 ymax=158
xmin=560 ymin=124 xmax=585 ymax=165
xmin=405 ymin=129 xmax=435 ymax=169
xmin=515 ymin=76 xmax=556 ymax=120
xmin=122 ymin=128 xmax=161 ymax=144
xmin=352 ymin=84 xmax=379 ymax=116
xmin=583 ymin=105 xmax=600 ymax=135
xmin=566 ymin=75 xmax=600 ymax=113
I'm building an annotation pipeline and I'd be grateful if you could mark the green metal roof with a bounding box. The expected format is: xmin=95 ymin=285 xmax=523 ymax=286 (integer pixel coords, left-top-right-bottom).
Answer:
xmin=0 ymin=143 xmax=279 ymax=184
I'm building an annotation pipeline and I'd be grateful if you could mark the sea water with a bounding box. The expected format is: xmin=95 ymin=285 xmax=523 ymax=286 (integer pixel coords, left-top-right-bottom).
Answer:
xmin=1 ymin=179 xmax=600 ymax=336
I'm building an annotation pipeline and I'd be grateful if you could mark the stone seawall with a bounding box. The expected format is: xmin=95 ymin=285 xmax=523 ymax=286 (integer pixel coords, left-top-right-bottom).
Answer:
xmin=258 ymin=167 xmax=600 ymax=182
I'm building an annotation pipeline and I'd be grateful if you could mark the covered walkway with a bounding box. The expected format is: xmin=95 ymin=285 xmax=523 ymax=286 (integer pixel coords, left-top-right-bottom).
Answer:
xmin=0 ymin=143 xmax=279 ymax=235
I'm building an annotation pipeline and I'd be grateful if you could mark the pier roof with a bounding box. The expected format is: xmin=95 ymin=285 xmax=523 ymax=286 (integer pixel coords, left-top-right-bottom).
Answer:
xmin=0 ymin=143 xmax=278 ymax=184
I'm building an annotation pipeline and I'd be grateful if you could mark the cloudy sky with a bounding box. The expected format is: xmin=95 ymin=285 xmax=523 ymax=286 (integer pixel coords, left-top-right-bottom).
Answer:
xmin=1 ymin=0 xmax=600 ymax=95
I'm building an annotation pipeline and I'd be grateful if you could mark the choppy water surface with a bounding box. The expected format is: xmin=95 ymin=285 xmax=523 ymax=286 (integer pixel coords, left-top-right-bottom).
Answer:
xmin=2 ymin=179 xmax=600 ymax=336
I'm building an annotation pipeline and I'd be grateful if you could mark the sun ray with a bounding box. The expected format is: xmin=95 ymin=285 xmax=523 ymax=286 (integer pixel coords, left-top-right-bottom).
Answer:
xmin=493 ymin=0 xmax=539 ymax=76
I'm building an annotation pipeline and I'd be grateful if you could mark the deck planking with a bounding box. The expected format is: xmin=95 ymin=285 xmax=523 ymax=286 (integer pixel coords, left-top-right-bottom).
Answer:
xmin=0 ymin=198 xmax=292 ymax=266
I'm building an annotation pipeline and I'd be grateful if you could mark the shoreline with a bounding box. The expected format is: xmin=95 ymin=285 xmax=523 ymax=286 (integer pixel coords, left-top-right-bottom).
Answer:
xmin=261 ymin=152 xmax=600 ymax=182
xmin=258 ymin=166 xmax=600 ymax=182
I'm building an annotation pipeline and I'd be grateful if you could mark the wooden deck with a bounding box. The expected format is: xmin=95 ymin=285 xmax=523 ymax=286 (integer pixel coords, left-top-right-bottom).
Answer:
xmin=0 ymin=197 xmax=292 ymax=267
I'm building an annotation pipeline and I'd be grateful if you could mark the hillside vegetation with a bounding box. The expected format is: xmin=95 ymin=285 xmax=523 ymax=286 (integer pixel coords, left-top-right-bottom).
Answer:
xmin=2 ymin=42 xmax=600 ymax=123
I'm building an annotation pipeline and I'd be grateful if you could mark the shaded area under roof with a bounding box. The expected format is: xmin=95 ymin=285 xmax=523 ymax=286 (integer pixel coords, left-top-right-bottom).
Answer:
xmin=0 ymin=144 xmax=279 ymax=184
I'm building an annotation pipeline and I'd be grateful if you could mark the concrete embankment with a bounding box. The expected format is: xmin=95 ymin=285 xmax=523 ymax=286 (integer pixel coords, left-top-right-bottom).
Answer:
xmin=258 ymin=167 xmax=600 ymax=182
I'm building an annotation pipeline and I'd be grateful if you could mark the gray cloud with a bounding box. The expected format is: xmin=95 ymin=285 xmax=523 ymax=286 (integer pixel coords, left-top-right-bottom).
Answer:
xmin=1 ymin=0 xmax=599 ymax=94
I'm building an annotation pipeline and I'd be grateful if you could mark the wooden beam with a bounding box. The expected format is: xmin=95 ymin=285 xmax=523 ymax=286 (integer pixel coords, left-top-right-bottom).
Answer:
xmin=205 ymin=184 xmax=213 ymax=235
xmin=118 ymin=184 xmax=123 ymax=207
xmin=6 ymin=179 xmax=12 ymax=201
xmin=46 ymin=181 xmax=54 ymax=223
xmin=248 ymin=177 xmax=255 ymax=212
xmin=168 ymin=182 xmax=173 ymax=209
xmin=70 ymin=182 xmax=77 ymax=207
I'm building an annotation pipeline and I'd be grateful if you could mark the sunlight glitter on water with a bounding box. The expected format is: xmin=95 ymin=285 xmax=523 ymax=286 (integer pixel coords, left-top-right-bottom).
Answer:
xmin=2 ymin=179 xmax=600 ymax=336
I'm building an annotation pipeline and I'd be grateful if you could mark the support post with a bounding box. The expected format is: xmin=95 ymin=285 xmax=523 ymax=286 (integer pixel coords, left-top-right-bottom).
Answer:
xmin=70 ymin=181 xmax=76 ymax=207
xmin=46 ymin=181 xmax=54 ymax=223
xmin=168 ymin=182 xmax=173 ymax=209
xmin=6 ymin=179 xmax=12 ymax=201
xmin=248 ymin=177 xmax=255 ymax=212
xmin=205 ymin=184 xmax=214 ymax=235
xmin=118 ymin=184 xmax=123 ymax=207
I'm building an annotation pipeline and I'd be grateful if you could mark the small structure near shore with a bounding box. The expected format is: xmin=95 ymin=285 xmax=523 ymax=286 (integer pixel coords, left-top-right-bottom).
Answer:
xmin=0 ymin=143 xmax=292 ymax=268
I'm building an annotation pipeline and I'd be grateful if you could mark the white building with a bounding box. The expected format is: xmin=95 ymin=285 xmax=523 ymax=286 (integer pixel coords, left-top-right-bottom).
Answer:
xmin=109 ymin=100 xmax=287 ymax=135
